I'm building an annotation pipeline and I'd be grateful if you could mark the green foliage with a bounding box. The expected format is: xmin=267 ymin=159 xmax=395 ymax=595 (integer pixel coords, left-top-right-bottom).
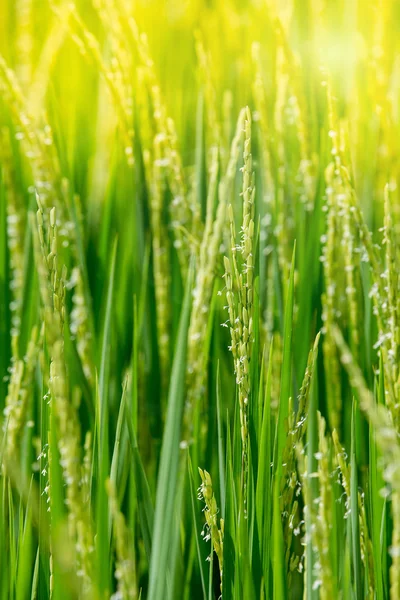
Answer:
xmin=1 ymin=1 xmax=400 ymax=598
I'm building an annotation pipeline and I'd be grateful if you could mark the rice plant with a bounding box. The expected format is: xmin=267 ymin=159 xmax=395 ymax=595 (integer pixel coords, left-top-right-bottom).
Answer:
xmin=1 ymin=1 xmax=400 ymax=598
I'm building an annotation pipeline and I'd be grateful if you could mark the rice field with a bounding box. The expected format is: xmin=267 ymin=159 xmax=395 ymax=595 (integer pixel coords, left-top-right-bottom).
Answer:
xmin=1 ymin=1 xmax=400 ymax=598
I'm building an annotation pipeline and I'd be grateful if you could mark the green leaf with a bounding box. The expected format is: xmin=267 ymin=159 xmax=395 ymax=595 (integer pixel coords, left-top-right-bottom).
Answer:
xmin=16 ymin=482 xmax=34 ymax=600
xmin=0 ymin=168 xmax=10 ymax=406
xmin=96 ymin=236 xmax=118 ymax=596
xmin=350 ymin=399 xmax=362 ymax=599
xmin=306 ymin=346 xmax=319 ymax=600
xmin=147 ymin=261 xmax=194 ymax=600
xmin=125 ymin=399 xmax=154 ymax=563
xmin=273 ymin=243 xmax=295 ymax=482
xmin=223 ymin=421 xmax=237 ymax=600
xmin=272 ymin=478 xmax=286 ymax=600
xmin=216 ymin=362 xmax=226 ymax=516
xmin=256 ymin=341 xmax=272 ymax=596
